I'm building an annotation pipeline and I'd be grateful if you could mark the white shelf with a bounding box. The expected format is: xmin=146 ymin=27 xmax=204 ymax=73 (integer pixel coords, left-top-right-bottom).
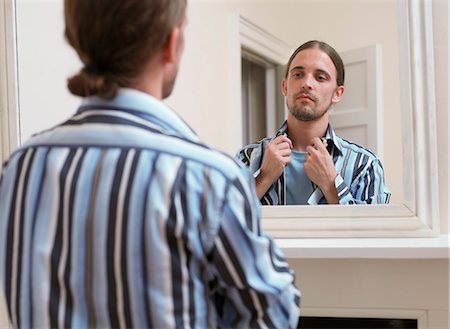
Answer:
xmin=276 ymin=235 xmax=450 ymax=259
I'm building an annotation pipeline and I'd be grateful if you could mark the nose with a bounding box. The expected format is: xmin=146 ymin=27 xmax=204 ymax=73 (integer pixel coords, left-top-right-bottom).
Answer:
xmin=301 ymin=74 xmax=314 ymax=90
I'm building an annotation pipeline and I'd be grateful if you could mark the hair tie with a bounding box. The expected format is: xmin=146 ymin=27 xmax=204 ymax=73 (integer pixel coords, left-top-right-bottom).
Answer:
xmin=83 ymin=64 xmax=101 ymax=75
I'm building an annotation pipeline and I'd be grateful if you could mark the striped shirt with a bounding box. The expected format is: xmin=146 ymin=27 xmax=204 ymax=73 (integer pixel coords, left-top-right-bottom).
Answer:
xmin=0 ymin=89 xmax=300 ymax=328
xmin=236 ymin=121 xmax=391 ymax=205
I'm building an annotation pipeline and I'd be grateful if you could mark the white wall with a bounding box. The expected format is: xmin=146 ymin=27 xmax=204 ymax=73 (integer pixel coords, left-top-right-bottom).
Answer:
xmin=15 ymin=0 xmax=80 ymax=140
xmin=291 ymin=258 xmax=449 ymax=328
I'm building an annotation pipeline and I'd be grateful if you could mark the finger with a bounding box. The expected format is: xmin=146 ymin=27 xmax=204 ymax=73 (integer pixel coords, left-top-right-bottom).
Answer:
xmin=278 ymin=148 xmax=292 ymax=157
xmin=306 ymin=145 xmax=318 ymax=156
xmin=276 ymin=141 xmax=293 ymax=150
xmin=274 ymin=135 xmax=293 ymax=148
xmin=279 ymin=151 xmax=291 ymax=164
xmin=311 ymin=137 xmax=327 ymax=152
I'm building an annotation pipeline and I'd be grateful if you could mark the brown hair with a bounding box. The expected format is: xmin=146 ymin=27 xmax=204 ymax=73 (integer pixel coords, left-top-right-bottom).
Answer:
xmin=65 ymin=0 xmax=186 ymax=99
xmin=284 ymin=40 xmax=345 ymax=86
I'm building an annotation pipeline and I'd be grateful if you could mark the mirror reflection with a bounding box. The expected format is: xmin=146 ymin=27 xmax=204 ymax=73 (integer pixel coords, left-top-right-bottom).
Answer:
xmin=174 ymin=0 xmax=404 ymax=204
xmin=237 ymin=40 xmax=391 ymax=205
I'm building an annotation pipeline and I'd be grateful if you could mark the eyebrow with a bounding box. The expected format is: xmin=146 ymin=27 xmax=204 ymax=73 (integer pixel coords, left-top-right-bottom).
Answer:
xmin=290 ymin=66 xmax=331 ymax=77
xmin=290 ymin=66 xmax=304 ymax=72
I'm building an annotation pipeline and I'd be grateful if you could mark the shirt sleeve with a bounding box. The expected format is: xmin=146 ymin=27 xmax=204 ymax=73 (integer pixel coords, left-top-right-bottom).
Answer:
xmin=205 ymin=169 xmax=300 ymax=328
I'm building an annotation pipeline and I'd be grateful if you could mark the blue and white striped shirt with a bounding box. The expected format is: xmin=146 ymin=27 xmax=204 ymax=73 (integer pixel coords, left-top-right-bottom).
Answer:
xmin=0 ymin=89 xmax=300 ymax=328
xmin=237 ymin=121 xmax=391 ymax=205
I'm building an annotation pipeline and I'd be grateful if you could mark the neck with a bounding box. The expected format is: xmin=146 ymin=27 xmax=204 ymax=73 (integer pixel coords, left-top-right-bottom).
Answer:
xmin=286 ymin=113 xmax=329 ymax=152
xmin=128 ymin=55 xmax=165 ymax=100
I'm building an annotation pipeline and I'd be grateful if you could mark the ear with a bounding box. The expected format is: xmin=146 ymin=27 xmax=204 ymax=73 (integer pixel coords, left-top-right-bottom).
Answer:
xmin=331 ymin=85 xmax=344 ymax=104
xmin=162 ymin=26 xmax=181 ymax=64
xmin=281 ymin=79 xmax=287 ymax=97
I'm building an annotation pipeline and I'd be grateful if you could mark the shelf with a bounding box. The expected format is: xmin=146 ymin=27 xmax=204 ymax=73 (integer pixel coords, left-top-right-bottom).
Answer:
xmin=276 ymin=235 xmax=450 ymax=259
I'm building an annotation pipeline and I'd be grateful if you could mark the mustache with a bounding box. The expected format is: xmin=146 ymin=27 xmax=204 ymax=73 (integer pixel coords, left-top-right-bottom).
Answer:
xmin=294 ymin=91 xmax=318 ymax=102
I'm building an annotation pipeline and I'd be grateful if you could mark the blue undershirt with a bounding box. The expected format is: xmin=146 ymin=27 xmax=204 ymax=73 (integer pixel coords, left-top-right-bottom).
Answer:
xmin=285 ymin=151 xmax=315 ymax=205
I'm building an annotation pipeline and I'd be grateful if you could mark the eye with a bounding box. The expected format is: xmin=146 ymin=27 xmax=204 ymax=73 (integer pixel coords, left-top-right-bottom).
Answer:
xmin=317 ymin=74 xmax=327 ymax=81
xmin=292 ymin=72 xmax=303 ymax=79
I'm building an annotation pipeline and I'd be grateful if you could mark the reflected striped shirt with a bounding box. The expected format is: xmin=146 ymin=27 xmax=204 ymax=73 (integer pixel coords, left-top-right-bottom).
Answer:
xmin=0 ymin=89 xmax=300 ymax=328
xmin=237 ymin=121 xmax=391 ymax=205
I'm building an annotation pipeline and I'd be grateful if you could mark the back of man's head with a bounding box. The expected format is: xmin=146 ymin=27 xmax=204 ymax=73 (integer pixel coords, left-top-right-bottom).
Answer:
xmin=64 ymin=0 xmax=186 ymax=99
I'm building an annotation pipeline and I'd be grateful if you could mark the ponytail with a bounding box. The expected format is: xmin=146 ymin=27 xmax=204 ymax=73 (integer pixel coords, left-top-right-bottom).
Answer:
xmin=67 ymin=67 xmax=122 ymax=99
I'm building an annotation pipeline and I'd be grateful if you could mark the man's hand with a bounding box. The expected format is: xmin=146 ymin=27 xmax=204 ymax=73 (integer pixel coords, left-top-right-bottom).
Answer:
xmin=255 ymin=135 xmax=293 ymax=199
xmin=304 ymin=137 xmax=339 ymax=204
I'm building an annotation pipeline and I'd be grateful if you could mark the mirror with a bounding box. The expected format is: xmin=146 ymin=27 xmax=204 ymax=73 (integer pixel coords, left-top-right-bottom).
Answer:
xmin=0 ymin=0 xmax=441 ymax=238
xmin=237 ymin=0 xmax=440 ymax=237
xmin=238 ymin=0 xmax=440 ymax=238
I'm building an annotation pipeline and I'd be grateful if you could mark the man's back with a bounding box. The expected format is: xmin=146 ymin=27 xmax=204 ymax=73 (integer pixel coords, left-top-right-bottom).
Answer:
xmin=0 ymin=89 xmax=300 ymax=328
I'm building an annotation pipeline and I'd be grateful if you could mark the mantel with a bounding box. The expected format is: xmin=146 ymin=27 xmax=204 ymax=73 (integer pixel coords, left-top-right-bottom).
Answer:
xmin=277 ymin=235 xmax=449 ymax=259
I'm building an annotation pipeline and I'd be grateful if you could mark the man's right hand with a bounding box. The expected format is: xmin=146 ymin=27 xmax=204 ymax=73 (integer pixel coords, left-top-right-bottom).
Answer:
xmin=255 ymin=135 xmax=293 ymax=199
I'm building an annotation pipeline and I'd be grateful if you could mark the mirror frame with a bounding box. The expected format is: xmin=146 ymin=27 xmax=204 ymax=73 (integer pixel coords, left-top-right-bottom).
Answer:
xmin=1 ymin=0 xmax=440 ymax=238
xmin=0 ymin=0 xmax=20 ymax=162
xmin=231 ymin=0 xmax=439 ymax=238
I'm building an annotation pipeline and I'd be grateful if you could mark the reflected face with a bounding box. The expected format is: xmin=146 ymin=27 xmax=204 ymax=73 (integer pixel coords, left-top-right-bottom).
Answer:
xmin=282 ymin=47 xmax=344 ymax=121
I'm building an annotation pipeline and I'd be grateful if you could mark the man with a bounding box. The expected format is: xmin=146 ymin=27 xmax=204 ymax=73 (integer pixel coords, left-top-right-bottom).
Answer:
xmin=237 ymin=40 xmax=390 ymax=205
xmin=0 ymin=1 xmax=300 ymax=328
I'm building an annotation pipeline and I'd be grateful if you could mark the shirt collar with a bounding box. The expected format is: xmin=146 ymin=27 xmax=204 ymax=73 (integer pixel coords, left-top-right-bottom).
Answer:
xmin=79 ymin=88 xmax=198 ymax=142
xmin=324 ymin=124 xmax=343 ymax=155
xmin=276 ymin=121 xmax=288 ymax=136
xmin=276 ymin=121 xmax=343 ymax=155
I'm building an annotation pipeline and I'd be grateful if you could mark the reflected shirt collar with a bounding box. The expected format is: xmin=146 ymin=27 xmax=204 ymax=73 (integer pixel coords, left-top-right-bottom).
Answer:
xmin=324 ymin=124 xmax=343 ymax=155
xmin=79 ymin=88 xmax=198 ymax=142
xmin=276 ymin=121 xmax=343 ymax=155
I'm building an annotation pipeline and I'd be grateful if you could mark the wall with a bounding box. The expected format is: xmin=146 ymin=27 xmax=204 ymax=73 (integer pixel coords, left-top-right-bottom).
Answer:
xmin=291 ymin=259 xmax=449 ymax=328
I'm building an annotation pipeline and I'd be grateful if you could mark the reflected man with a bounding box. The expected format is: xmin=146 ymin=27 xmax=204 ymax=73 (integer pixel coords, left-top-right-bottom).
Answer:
xmin=237 ymin=40 xmax=390 ymax=205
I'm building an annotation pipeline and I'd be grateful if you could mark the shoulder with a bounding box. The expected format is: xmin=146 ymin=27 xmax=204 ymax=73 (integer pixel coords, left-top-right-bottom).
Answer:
xmin=237 ymin=136 xmax=272 ymax=157
xmin=169 ymin=143 xmax=259 ymax=211
xmin=336 ymin=136 xmax=380 ymax=161
xmin=166 ymin=139 xmax=253 ymax=186
xmin=239 ymin=138 xmax=271 ymax=151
